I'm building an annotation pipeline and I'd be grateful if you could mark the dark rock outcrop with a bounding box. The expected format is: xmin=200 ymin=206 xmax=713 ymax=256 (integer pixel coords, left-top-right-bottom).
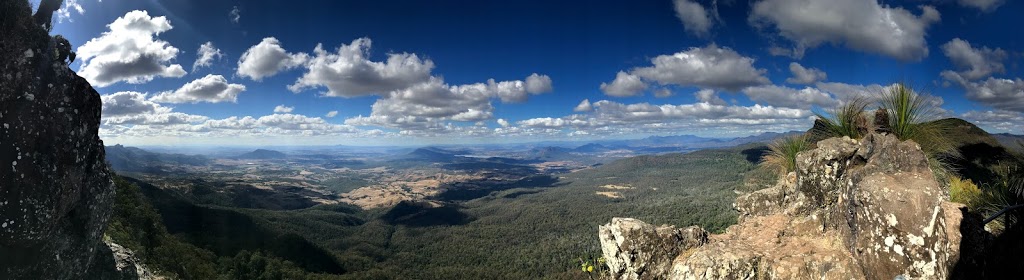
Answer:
xmin=1 ymin=1 xmax=119 ymax=278
xmin=601 ymin=133 xmax=967 ymax=279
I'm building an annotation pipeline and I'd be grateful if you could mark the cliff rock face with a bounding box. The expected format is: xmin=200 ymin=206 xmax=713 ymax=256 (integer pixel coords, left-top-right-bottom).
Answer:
xmin=600 ymin=133 xmax=966 ymax=280
xmin=0 ymin=1 xmax=119 ymax=278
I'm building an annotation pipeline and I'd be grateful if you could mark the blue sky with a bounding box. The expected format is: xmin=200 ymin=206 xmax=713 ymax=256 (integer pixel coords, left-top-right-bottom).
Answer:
xmin=41 ymin=0 xmax=1024 ymax=146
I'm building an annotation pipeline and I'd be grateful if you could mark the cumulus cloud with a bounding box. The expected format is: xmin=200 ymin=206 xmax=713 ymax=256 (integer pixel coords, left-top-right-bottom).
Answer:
xmin=76 ymin=10 xmax=187 ymax=87
xmin=943 ymin=72 xmax=1024 ymax=113
xmin=786 ymin=62 xmax=827 ymax=84
xmin=749 ymin=0 xmax=940 ymax=61
xmin=957 ymin=0 xmax=1003 ymax=12
xmin=601 ymin=71 xmax=648 ymax=97
xmin=673 ymin=0 xmax=713 ymax=37
xmin=274 ymin=105 xmax=294 ymax=113
xmin=288 ymin=38 xmax=434 ymax=97
xmin=625 ymin=44 xmax=770 ymax=92
xmin=237 ymin=37 xmax=309 ymax=81
xmin=100 ymin=91 xmax=208 ymax=125
xmin=345 ymin=74 xmax=551 ymax=131
xmin=960 ymin=110 xmax=1024 ymax=133
xmin=574 ymin=99 xmax=593 ymax=112
xmin=525 ymin=73 xmax=554 ymax=94
xmin=325 ymin=111 xmax=338 ymax=118
xmin=497 ymin=118 xmax=511 ymax=127
xmin=514 ymin=100 xmax=813 ymax=137
xmin=149 ymin=74 xmax=246 ymax=104
xmin=192 ymin=42 xmax=223 ymax=71
xmin=742 ymin=85 xmax=838 ymax=109
xmin=815 ymin=82 xmax=891 ymax=101
xmin=941 ymin=38 xmax=1007 ymax=81
xmin=229 ymin=6 xmax=240 ymax=23
xmin=694 ymin=89 xmax=726 ymax=105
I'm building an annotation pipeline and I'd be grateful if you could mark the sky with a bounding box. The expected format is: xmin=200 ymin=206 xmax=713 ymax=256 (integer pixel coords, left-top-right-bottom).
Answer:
xmin=37 ymin=0 xmax=1024 ymax=146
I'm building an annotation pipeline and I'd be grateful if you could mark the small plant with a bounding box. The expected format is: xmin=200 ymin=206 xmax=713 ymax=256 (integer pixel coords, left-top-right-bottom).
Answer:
xmin=949 ymin=176 xmax=982 ymax=209
xmin=760 ymin=135 xmax=811 ymax=176
xmin=813 ymin=98 xmax=870 ymax=139
xmin=578 ymin=256 xmax=607 ymax=279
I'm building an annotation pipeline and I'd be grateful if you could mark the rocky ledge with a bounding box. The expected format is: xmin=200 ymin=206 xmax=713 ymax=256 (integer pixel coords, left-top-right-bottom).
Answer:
xmin=600 ymin=133 xmax=970 ymax=280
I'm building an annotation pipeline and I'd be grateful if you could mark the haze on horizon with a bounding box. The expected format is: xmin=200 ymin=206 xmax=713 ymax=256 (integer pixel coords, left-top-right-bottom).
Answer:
xmin=42 ymin=0 xmax=1024 ymax=146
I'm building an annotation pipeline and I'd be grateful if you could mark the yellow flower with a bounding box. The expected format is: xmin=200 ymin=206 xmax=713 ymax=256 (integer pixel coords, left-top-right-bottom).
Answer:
xmin=587 ymin=265 xmax=594 ymax=272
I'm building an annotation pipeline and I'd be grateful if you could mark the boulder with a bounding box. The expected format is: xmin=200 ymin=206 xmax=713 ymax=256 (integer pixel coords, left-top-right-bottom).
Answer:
xmin=599 ymin=218 xmax=708 ymax=280
xmin=1 ymin=1 xmax=118 ymax=278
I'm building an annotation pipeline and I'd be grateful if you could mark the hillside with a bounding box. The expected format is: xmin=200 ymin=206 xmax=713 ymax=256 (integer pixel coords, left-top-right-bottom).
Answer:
xmin=236 ymin=149 xmax=288 ymax=160
xmin=115 ymin=144 xmax=761 ymax=279
xmin=105 ymin=144 xmax=210 ymax=173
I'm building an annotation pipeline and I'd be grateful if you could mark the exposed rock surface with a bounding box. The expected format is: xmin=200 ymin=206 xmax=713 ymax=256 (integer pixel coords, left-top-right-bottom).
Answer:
xmin=599 ymin=218 xmax=708 ymax=280
xmin=1 ymin=1 xmax=120 ymax=279
xmin=600 ymin=133 xmax=966 ymax=280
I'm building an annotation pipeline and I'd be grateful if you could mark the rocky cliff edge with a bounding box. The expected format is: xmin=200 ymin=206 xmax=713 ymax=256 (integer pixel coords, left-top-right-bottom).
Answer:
xmin=600 ymin=133 xmax=972 ymax=280
xmin=1 ymin=1 xmax=145 ymax=279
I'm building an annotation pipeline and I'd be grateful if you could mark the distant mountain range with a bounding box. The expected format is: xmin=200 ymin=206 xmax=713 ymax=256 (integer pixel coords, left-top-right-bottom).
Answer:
xmin=235 ymin=149 xmax=288 ymax=160
xmin=105 ymin=144 xmax=210 ymax=173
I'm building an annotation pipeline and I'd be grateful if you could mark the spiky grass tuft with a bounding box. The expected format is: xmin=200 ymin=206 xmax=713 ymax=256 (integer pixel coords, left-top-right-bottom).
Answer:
xmin=879 ymin=83 xmax=959 ymax=158
xmin=813 ymin=98 xmax=870 ymax=140
xmin=760 ymin=135 xmax=811 ymax=176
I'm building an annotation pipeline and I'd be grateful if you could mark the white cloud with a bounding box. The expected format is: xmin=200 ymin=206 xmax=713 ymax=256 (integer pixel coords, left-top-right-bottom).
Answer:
xmin=100 ymin=91 xmax=208 ymax=125
xmin=229 ymin=6 xmax=240 ymax=23
xmin=274 ymin=105 xmax=294 ymax=113
xmin=101 ymin=91 xmax=163 ymax=117
xmin=627 ymin=44 xmax=770 ymax=92
xmin=600 ymin=71 xmax=648 ymax=97
xmin=694 ymin=89 xmax=726 ymax=105
xmin=515 ymin=100 xmax=813 ymax=136
xmin=749 ymin=0 xmax=940 ymax=61
xmin=786 ymin=62 xmax=827 ymax=84
xmin=673 ymin=0 xmax=713 ymax=37
xmin=192 ymin=42 xmax=223 ymax=71
xmin=56 ymin=0 xmax=85 ymax=23
xmin=941 ymin=38 xmax=1007 ymax=81
xmin=943 ymin=72 xmax=1024 ymax=113
xmin=815 ymin=81 xmax=892 ymax=101
xmin=149 ymin=74 xmax=246 ymax=104
xmin=237 ymin=37 xmax=309 ymax=81
xmin=574 ymin=99 xmax=593 ymax=112
xmin=960 ymin=110 xmax=1024 ymax=133
xmin=497 ymin=118 xmax=511 ymax=128
xmin=957 ymin=0 xmax=1003 ymax=12
xmin=288 ymin=38 xmax=434 ymax=97
xmin=345 ymin=74 xmax=550 ymax=131
xmin=76 ymin=10 xmax=187 ymax=87
xmin=325 ymin=111 xmax=339 ymax=118
xmin=525 ymin=73 xmax=554 ymax=94
xmin=742 ymin=85 xmax=838 ymax=109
